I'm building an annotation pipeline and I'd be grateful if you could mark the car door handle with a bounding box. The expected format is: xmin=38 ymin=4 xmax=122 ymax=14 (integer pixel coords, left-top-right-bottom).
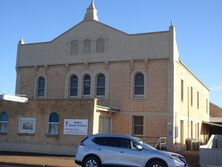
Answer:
xmin=120 ymin=151 xmax=124 ymax=153
xmin=97 ymin=148 xmax=101 ymax=151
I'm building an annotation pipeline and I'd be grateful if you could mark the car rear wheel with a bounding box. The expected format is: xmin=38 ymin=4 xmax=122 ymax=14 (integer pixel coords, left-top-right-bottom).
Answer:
xmin=147 ymin=160 xmax=167 ymax=167
xmin=83 ymin=156 xmax=101 ymax=167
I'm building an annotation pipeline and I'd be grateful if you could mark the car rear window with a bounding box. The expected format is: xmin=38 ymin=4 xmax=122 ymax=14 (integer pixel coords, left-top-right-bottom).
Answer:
xmin=93 ymin=137 xmax=119 ymax=147
xmin=92 ymin=137 xmax=132 ymax=149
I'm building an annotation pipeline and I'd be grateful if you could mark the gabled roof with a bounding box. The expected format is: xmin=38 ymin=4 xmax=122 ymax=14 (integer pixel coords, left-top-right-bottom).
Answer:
xmin=21 ymin=20 xmax=169 ymax=46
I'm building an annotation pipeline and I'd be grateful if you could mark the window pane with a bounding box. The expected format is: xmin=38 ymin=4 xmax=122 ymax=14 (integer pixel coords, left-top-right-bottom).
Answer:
xmin=133 ymin=116 xmax=143 ymax=135
xmin=48 ymin=123 xmax=58 ymax=134
xmin=96 ymin=74 xmax=105 ymax=96
xmin=134 ymin=73 xmax=144 ymax=95
xmin=93 ymin=137 xmax=119 ymax=147
xmin=84 ymin=74 xmax=91 ymax=95
xmin=134 ymin=116 xmax=143 ymax=125
xmin=37 ymin=77 xmax=45 ymax=97
xmin=0 ymin=112 xmax=8 ymax=121
xmin=119 ymin=138 xmax=130 ymax=148
xmin=48 ymin=113 xmax=59 ymax=135
xmin=49 ymin=113 xmax=59 ymax=122
xmin=134 ymin=126 xmax=143 ymax=135
xmin=70 ymin=75 xmax=78 ymax=96
xmin=0 ymin=122 xmax=8 ymax=133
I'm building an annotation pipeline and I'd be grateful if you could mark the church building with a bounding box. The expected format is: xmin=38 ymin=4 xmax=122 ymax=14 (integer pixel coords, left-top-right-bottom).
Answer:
xmin=0 ymin=1 xmax=210 ymax=155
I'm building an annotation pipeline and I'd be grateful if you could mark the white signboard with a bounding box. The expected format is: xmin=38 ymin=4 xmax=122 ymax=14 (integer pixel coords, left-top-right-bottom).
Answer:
xmin=63 ymin=119 xmax=88 ymax=135
xmin=0 ymin=94 xmax=28 ymax=103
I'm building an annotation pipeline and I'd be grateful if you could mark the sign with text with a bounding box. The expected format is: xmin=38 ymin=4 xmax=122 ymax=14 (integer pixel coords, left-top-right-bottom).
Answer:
xmin=63 ymin=119 xmax=88 ymax=135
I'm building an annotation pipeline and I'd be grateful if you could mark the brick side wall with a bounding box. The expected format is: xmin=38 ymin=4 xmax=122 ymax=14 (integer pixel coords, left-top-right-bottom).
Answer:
xmin=210 ymin=103 xmax=222 ymax=117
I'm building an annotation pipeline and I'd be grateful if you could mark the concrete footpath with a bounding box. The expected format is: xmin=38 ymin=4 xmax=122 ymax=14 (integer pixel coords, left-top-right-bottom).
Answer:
xmin=0 ymin=151 xmax=199 ymax=167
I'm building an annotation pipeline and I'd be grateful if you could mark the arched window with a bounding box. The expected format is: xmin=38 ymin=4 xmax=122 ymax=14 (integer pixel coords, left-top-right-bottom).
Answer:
xmin=83 ymin=39 xmax=91 ymax=54
xmin=96 ymin=38 xmax=105 ymax=53
xmin=48 ymin=112 xmax=59 ymax=135
xmin=0 ymin=112 xmax=8 ymax=133
xmin=70 ymin=75 xmax=78 ymax=96
xmin=83 ymin=74 xmax=91 ymax=95
xmin=37 ymin=76 xmax=45 ymax=97
xmin=70 ymin=40 xmax=78 ymax=55
xmin=134 ymin=73 xmax=144 ymax=95
xmin=96 ymin=73 xmax=105 ymax=96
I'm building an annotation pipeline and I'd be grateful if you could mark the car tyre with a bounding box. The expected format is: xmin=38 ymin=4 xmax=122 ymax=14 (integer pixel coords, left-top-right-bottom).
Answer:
xmin=83 ymin=156 xmax=101 ymax=167
xmin=147 ymin=160 xmax=167 ymax=167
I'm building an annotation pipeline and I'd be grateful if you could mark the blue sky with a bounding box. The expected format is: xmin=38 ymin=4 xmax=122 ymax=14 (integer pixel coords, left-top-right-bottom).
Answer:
xmin=0 ymin=0 xmax=222 ymax=107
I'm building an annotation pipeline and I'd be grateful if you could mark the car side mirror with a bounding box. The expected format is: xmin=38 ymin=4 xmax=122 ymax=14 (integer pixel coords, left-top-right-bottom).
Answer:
xmin=136 ymin=145 xmax=143 ymax=150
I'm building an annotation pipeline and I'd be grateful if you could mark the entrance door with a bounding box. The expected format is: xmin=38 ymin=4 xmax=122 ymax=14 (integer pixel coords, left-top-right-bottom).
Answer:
xmin=99 ymin=116 xmax=111 ymax=133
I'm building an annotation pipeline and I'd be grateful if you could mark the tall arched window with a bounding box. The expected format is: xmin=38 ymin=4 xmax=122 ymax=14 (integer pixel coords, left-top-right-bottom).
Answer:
xmin=96 ymin=38 xmax=105 ymax=53
xmin=0 ymin=112 xmax=8 ymax=133
xmin=70 ymin=40 xmax=78 ymax=55
xmin=134 ymin=73 xmax=144 ymax=95
xmin=83 ymin=39 xmax=91 ymax=54
xmin=37 ymin=76 xmax=45 ymax=97
xmin=96 ymin=73 xmax=105 ymax=96
xmin=48 ymin=112 xmax=59 ymax=135
xmin=70 ymin=75 xmax=78 ymax=96
xmin=83 ymin=74 xmax=91 ymax=95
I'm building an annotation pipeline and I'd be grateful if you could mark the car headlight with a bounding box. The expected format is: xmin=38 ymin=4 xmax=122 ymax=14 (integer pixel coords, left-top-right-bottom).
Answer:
xmin=169 ymin=154 xmax=186 ymax=164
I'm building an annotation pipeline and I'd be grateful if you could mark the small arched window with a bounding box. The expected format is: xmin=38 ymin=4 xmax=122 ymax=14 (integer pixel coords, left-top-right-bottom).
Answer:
xmin=70 ymin=40 xmax=78 ymax=55
xmin=83 ymin=74 xmax=91 ymax=95
xmin=83 ymin=39 xmax=91 ymax=54
xmin=48 ymin=112 xmax=59 ymax=135
xmin=0 ymin=112 xmax=8 ymax=133
xmin=134 ymin=73 xmax=144 ymax=95
xmin=96 ymin=38 xmax=105 ymax=53
xmin=37 ymin=76 xmax=45 ymax=97
xmin=96 ymin=73 xmax=105 ymax=96
xmin=70 ymin=75 xmax=78 ymax=96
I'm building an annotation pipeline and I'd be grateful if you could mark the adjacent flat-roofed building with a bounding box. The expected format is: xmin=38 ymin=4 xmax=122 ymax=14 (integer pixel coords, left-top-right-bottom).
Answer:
xmin=0 ymin=1 xmax=210 ymax=154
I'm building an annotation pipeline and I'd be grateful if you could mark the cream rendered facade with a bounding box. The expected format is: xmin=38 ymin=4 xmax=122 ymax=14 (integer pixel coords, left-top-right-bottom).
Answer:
xmin=174 ymin=62 xmax=209 ymax=150
xmin=11 ymin=1 xmax=210 ymax=152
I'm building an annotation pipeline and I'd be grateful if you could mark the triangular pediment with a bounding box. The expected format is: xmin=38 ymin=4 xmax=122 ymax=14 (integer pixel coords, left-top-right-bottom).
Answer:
xmin=51 ymin=20 xmax=129 ymax=43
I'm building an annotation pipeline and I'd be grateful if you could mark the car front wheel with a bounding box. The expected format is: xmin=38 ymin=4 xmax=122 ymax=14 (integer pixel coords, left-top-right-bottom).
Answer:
xmin=147 ymin=160 xmax=167 ymax=167
xmin=83 ymin=156 xmax=101 ymax=167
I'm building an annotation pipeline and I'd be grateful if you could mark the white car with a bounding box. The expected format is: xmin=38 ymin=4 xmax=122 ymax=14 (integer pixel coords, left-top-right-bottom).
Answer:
xmin=75 ymin=134 xmax=189 ymax=167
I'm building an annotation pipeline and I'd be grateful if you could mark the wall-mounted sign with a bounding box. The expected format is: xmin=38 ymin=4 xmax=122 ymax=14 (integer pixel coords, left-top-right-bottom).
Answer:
xmin=63 ymin=119 xmax=88 ymax=135
xmin=0 ymin=94 xmax=28 ymax=103
xmin=18 ymin=118 xmax=36 ymax=134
